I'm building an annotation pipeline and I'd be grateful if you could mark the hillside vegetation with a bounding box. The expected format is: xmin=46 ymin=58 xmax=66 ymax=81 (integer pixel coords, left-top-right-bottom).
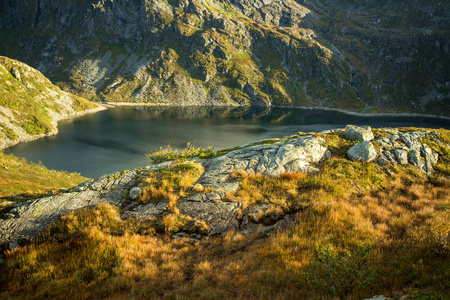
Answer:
xmin=0 ymin=127 xmax=449 ymax=299
xmin=0 ymin=56 xmax=100 ymax=149
xmin=0 ymin=0 xmax=448 ymax=115
xmin=0 ymin=151 xmax=88 ymax=201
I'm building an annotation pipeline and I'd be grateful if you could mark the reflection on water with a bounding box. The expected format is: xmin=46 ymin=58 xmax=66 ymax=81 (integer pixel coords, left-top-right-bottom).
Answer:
xmin=5 ymin=106 xmax=450 ymax=178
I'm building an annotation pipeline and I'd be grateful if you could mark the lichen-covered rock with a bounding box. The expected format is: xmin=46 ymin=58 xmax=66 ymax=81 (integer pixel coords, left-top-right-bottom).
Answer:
xmin=345 ymin=125 xmax=374 ymax=142
xmin=129 ymin=187 xmax=142 ymax=200
xmin=409 ymin=150 xmax=426 ymax=173
xmin=178 ymin=201 xmax=240 ymax=236
xmin=0 ymin=190 xmax=126 ymax=249
xmin=200 ymin=136 xmax=330 ymax=191
xmin=347 ymin=141 xmax=377 ymax=162
xmin=399 ymin=131 xmax=427 ymax=150
xmin=374 ymin=131 xmax=441 ymax=174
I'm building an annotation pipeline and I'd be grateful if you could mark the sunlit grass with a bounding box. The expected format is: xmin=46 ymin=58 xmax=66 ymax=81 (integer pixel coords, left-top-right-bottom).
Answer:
xmin=138 ymin=162 xmax=204 ymax=205
xmin=0 ymin=151 xmax=87 ymax=199
xmin=1 ymin=128 xmax=449 ymax=299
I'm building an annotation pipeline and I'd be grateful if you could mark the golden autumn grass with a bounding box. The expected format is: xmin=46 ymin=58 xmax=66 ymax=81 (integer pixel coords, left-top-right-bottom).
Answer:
xmin=0 ymin=128 xmax=449 ymax=299
xmin=0 ymin=151 xmax=88 ymax=199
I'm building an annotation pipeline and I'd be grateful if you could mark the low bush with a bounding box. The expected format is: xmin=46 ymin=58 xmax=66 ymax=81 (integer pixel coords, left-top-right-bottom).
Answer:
xmin=147 ymin=142 xmax=213 ymax=163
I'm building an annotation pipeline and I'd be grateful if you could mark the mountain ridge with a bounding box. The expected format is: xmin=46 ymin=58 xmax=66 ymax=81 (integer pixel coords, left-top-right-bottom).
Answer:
xmin=1 ymin=0 xmax=448 ymax=115
xmin=0 ymin=56 xmax=103 ymax=149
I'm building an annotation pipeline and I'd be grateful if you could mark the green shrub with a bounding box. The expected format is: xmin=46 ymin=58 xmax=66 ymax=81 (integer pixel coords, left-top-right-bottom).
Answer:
xmin=147 ymin=142 xmax=213 ymax=163
xmin=305 ymin=242 xmax=375 ymax=296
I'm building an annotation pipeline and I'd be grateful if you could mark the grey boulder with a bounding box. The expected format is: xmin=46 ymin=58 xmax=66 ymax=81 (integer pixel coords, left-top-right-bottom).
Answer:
xmin=345 ymin=125 xmax=374 ymax=142
xmin=347 ymin=141 xmax=377 ymax=162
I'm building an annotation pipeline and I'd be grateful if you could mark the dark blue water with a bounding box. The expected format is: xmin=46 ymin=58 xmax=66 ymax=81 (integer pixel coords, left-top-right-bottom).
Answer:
xmin=5 ymin=106 xmax=450 ymax=178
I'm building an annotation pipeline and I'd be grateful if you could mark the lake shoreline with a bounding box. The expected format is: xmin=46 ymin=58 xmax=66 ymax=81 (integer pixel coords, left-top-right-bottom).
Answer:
xmin=4 ymin=101 xmax=449 ymax=153
xmin=0 ymin=105 xmax=107 ymax=151
xmin=101 ymin=102 xmax=450 ymax=121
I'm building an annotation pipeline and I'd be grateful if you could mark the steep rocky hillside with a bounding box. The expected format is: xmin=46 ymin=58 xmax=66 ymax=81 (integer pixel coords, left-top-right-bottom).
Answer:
xmin=0 ymin=0 xmax=448 ymax=114
xmin=0 ymin=56 xmax=102 ymax=149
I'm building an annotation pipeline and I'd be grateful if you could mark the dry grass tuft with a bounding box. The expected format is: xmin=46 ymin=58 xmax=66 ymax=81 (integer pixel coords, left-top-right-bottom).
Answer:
xmin=139 ymin=162 xmax=204 ymax=204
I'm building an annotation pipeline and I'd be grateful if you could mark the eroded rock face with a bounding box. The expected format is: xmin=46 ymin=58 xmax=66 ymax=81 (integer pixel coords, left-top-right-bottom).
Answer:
xmin=345 ymin=125 xmax=374 ymax=142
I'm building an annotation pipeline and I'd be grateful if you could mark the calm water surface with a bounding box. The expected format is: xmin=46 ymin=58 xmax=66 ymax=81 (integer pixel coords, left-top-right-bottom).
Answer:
xmin=5 ymin=106 xmax=450 ymax=178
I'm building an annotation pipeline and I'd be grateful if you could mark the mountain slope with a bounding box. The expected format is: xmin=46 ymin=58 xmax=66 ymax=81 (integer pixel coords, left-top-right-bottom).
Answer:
xmin=0 ymin=0 xmax=448 ymax=114
xmin=0 ymin=56 xmax=102 ymax=149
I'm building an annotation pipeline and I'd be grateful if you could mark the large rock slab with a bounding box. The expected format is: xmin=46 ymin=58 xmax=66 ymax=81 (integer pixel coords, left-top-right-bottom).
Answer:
xmin=200 ymin=136 xmax=331 ymax=191
xmin=345 ymin=125 xmax=374 ymax=142
xmin=178 ymin=200 xmax=240 ymax=236
xmin=347 ymin=141 xmax=377 ymax=162
xmin=3 ymin=128 xmax=443 ymax=248
xmin=0 ymin=190 xmax=126 ymax=248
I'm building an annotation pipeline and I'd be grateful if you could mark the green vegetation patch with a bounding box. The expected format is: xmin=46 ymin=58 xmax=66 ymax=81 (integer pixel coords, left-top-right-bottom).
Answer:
xmin=147 ymin=142 xmax=214 ymax=163
xmin=0 ymin=56 xmax=97 ymax=138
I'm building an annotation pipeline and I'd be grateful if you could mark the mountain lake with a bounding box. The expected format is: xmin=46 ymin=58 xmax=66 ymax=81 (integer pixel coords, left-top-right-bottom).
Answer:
xmin=5 ymin=106 xmax=450 ymax=178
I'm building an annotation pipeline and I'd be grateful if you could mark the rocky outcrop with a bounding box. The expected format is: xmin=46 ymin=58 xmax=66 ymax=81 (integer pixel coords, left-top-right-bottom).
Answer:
xmin=0 ymin=127 xmax=446 ymax=248
xmin=375 ymin=131 xmax=441 ymax=175
xmin=0 ymin=134 xmax=331 ymax=247
xmin=345 ymin=125 xmax=374 ymax=142
xmin=0 ymin=1 xmax=448 ymax=114
xmin=347 ymin=141 xmax=377 ymax=162
xmin=0 ymin=56 xmax=102 ymax=149
xmin=198 ymin=136 xmax=331 ymax=192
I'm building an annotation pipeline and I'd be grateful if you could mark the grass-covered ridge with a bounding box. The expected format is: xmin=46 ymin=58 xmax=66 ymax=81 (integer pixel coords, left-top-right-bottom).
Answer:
xmin=0 ymin=151 xmax=88 ymax=201
xmin=0 ymin=56 xmax=99 ymax=148
xmin=0 ymin=127 xmax=449 ymax=299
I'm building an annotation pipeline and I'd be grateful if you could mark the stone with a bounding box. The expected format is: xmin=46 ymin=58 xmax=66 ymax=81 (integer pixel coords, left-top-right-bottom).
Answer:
xmin=9 ymin=240 xmax=19 ymax=250
xmin=129 ymin=187 xmax=142 ymax=200
xmin=409 ymin=149 xmax=425 ymax=172
xmin=345 ymin=125 xmax=374 ymax=141
xmin=421 ymin=144 xmax=438 ymax=175
xmin=172 ymin=232 xmax=188 ymax=239
xmin=121 ymin=201 xmax=169 ymax=219
xmin=347 ymin=142 xmax=377 ymax=162
xmin=178 ymin=201 xmax=240 ymax=236
xmin=393 ymin=148 xmax=409 ymax=165
xmin=375 ymin=136 xmax=402 ymax=149
xmin=381 ymin=150 xmax=397 ymax=165
xmin=399 ymin=131 xmax=427 ymax=150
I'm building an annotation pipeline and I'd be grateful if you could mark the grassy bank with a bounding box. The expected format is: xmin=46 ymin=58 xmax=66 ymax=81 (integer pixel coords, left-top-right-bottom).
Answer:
xmin=0 ymin=151 xmax=88 ymax=200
